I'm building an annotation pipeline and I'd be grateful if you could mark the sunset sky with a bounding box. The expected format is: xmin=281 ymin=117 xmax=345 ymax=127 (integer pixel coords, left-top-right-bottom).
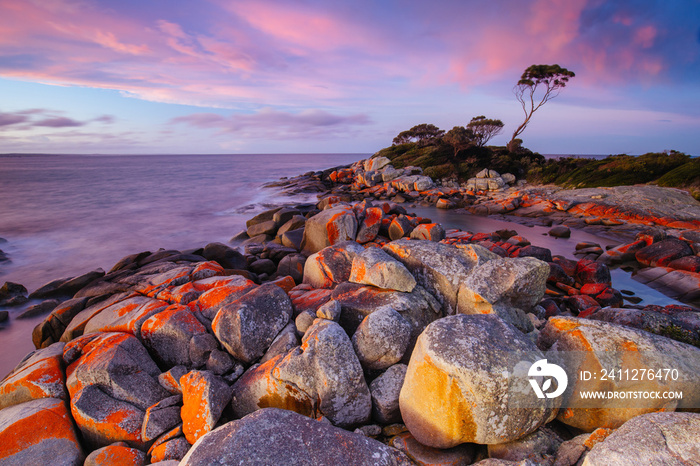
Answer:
xmin=1 ymin=0 xmax=699 ymax=155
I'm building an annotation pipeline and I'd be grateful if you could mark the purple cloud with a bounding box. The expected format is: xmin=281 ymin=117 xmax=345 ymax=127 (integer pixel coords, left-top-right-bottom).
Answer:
xmin=0 ymin=112 xmax=28 ymax=127
xmin=33 ymin=116 xmax=85 ymax=128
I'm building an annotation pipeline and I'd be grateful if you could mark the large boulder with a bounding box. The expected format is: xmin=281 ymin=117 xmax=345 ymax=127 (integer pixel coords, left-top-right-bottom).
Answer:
xmin=212 ymin=283 xmax=293 ymax=363
xmin=201 ymin=242 xmax=247 ymax=270
xmin=383 ymin=240 xmax=497 ymax=315
xmin=399 ymin=314 xmax=558 ymax=448
xmin=349 ymin=247 xmax=416 ymax=292
xmin=583 ymin=412 xmax=700 ymax=465
xmin=539 ymin=316 xmax=700 ymax=432
xmin=457 ymin=257 xmax=549 ymax=332
xmin=0 ymin=342 xmax=67 ymax=409
xmin=0 ymin=397 xmax=84 ymax=465
xmin=63 ymin=332 xmax=170 ymax=447
xmin=303 ymin=241 xmax=364 ymax=289
xmin=231 ymin=319 xmax=371 ymax=427
xmin=301 ymin=206 xmax=358 ymax=254
xmin=180 ymin=408 xmax=412 ymax=465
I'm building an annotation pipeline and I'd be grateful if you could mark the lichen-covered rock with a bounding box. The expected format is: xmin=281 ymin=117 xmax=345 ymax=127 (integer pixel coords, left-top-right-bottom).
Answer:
xmin=180 ymin=408 xmax=412 ymax=466
xmin=388 ymin=215 xmax=414 ymax=241
xmin=539 ymin=316 xmax=700 ymax=432
xmin=370 ymin=364 xmax=407 ymax=425
xmin=0 ymin=397 xmax=84 ymax=465
xmin=356 ymin=207 xmax=383 ymax=244
xmin=70 ymin=384 xmax=146 ymax=448
xmin=583 ymin=412 xmax=700 ymax=465
xmin=349 ymin=247 xmax=416 ymax=292
xmin=141 ymin=305 xmax=208 ymax=367
xmin=384 ymin=240 xmax=497 ymax=315
xmin=149 ymin=436 xmax=190 ymax=463
xmin=400 ymin=314 xmax=558 ymax=447
xmin=81 ymin=296 xmax=168 ymax=339
xmin=0 ymin=342 xmax=67 ymax=409
xmin=84 ymin=442 xmax=146 ymax=466
xmin=301 ymin=206 xmax=358 ymax=254
xmin=409 ymin=223 xmax=445 ymax=241
xmin=180 ymin=370 xmax=232 ymax=445
xmin=331 ymin=282 xmax=441 ymax=354
xmin=231 ymin=319 xmax=371 ymax=427
xmin=61 ymin=292 xmax=140 ymax=341
xmin=574 ymin=259 xmax=611 ymax=285
xmin=212 ymin=283 xmax=293 ymax=363
xmin=635 ymin=238 xmax=693 ymax=267
xmin=352 ymin=309 xmax=412 ymax=370
xmin=64 ymin=332 xmax=169 ymax=411
xmin=189 ymin=275 xmax=257 ymax=320
xmin=457 ymin=257 xmax=549 ymax=331
xmin=303 ymin=241 xmax=364 ymax=289
xmin=141 ymin=395 xmax=182 ymax=443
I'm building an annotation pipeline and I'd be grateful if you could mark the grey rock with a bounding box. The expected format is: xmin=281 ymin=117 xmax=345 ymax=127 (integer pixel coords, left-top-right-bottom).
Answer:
xmin=212 ymin=282 xmax=293 ymax=363
xmin=260 ymin=322 xmax=299 ymax=363
xmin=180 ymin=408 xmax=412 ymax=465
xmin=247 ymin=219 xmax=278 ymax=238
xmin=295 ymin=310 xmax=316 ymax=336
xmin=457 ymin=257 xmax=549 ymax=332
xmin=231 ymin=319 xmax=371 ymax=427
xmin=188 ymin=332 xmax=219 ymax=368
xmin=201 ymin=242 xmax=247 ymax=270
xmin=16 ymin=299 xmax=59 ymax=319
xmin=273 ymin=207 xmax=301 ymax=226
xmin=370 ymin=364 xmax=407 ymax=425
xmin=277 ymin=215 xmax=306 ymax=237
xmin=352 ymin=308 xmax=412 ymax=370
xmin=206 ymin=349 xmax=234 ymax=375
xmin=250 ymin=258 xmax=276 ymax=275
xmin=488 ymin=427 xmax=562 ymax=463
xmin=583 ymin=412 xmax=700 ymax=466
xmin=141 ymin=305 xmax=208 ymax=367
xmin=246 ymin=207 xmax=282 ymax=228
xmin=142 ymin=395 xmax=182 ymax=442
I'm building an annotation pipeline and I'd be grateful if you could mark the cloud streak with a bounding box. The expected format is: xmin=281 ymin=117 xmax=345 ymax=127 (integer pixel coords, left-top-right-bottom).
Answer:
xmin=0 ymin=109 xmax=114 ymax=130
xmin=171 ymin=108 xmax=371 ymax=139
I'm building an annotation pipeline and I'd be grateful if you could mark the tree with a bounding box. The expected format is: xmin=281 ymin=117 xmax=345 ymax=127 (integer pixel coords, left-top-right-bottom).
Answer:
xmin=509 ymin=64 xmax=575 ymax=149
xmin=392 ymin=123 xmax=445 ymax=146
xmin=443 ymin=126 xmax=475 ymax=159
xmin=467 ymin=115 xmax=504 ymax=147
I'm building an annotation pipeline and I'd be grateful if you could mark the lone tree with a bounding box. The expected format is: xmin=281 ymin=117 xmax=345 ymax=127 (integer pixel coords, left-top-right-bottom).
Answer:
xmin=443 ymin=126 xmax=475 ymax=159
xmin=509 ymin=64 xmax=575 ymax=150
xmin=467 ymin=116 xmax=504 ymax=147
xmin=393 ymin=123 xmax=445 ymax=146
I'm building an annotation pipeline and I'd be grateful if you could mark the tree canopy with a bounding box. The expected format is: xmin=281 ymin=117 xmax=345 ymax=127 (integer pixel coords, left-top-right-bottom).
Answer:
xmin=509 ymin=64 xmax=575 ymax=149
xmin=393 ymin=123 xmax=445 ymax=146
xmin=443 ymin=126 xmax=475 ymax=158
xmin=467 ymin=116 xmax=504 ymax=147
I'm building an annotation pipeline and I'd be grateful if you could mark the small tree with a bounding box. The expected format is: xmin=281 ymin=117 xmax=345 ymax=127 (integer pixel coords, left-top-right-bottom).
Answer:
xmin=443 ymin=126 xmax=475 ymax=159
xmin=392 ymin=123 xmax=445 ymax=146
xmin=467 ymin=116 xmax=504 ymax=147
xmin=509 ymin=64 xmax=575 ymax=148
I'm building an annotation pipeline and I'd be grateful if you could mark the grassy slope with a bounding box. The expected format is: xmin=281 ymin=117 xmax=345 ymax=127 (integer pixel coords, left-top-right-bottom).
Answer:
xmin=374 ymin=144 xmax=700 ymax=199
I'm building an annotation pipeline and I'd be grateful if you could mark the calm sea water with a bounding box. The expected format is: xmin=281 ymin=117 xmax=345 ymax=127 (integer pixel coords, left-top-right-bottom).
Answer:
xmin=0 ymin=152 xmax=684 ymax=377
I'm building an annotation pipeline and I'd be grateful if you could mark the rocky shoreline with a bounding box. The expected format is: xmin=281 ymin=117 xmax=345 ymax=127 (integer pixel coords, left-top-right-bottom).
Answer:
xmin=1 ymin=155 xmax=699 ymax=465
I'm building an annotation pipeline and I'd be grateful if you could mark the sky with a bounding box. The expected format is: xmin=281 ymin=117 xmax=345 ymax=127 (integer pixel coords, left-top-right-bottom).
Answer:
xmin=0 ymin=0 xmax=699 ymax=155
